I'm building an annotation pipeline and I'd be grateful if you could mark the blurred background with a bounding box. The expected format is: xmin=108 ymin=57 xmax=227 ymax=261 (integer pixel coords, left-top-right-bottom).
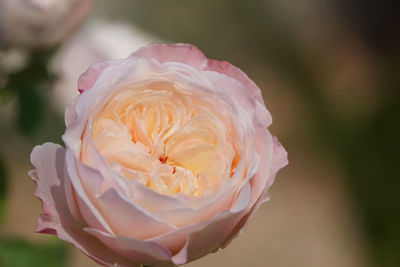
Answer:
xmin=0 ymin=0 xmax=399 ymax=266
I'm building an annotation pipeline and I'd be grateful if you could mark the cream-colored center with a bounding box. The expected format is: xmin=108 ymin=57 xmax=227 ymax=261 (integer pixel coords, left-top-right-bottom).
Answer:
xmin=92 ymin=82 xmax=238 ymax=196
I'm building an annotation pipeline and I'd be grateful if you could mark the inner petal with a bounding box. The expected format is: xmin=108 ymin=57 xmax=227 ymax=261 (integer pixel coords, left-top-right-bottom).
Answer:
xmin=91 ymin=81 xmax=238 ymax=197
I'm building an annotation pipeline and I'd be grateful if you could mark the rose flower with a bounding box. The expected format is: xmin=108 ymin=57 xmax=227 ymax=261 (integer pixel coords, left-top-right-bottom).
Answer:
xmin=0 ymin=0 xmax=96 ymax=49
xmin=29 ymin=43 xmax=288 ymax=266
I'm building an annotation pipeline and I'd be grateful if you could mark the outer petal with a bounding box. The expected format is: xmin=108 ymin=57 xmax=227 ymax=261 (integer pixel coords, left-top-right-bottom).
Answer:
xmin=131 ymin=43 xmax=264 ymax=103
xmin=29 ymin=143 xmax=69 ymax=235
xmin=221 ymin=137 xmax=288 ymax=247
xmin=262 ymin=135 xmax=289 ymax=201
xmin=131 ymin=43 xmax=208 ymax=70
xmin=29 ymin=143 xmax=134 ymax=267
xmin=65 ymin=149 xmax=115 ymax=235
xmin=146 ymin=184 xmax=250 ymax=264
xmin=247 ymin=103 xmax=276 ymax=207
xmin=205 ymin=59 xmax=264 ymax=104
xmin=97 ymin=188 xmax=176 ymax=239
xmin=77 ymin=60 xmax=114 ymax=93
xmin=84 ymin=228 xmax=173 ymax=267
xmin=170 ymin=210 xmax=247 ymax=265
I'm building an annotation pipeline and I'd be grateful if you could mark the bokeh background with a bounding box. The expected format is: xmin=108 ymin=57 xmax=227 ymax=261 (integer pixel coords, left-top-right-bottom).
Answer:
xmin=1 ymin=1 xmax=399 ymax=266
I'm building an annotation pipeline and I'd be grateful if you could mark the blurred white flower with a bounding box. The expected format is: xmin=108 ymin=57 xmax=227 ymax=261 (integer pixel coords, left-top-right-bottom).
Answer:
xmin=52 ymin=20 xmax=159 ymax=111
xmin=0 ymin=0 xmax=96 ymax=49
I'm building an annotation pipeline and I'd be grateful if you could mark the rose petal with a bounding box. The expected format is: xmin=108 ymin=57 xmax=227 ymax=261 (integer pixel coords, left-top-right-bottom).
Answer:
xmin=78 ymin=60 xmax=114 ymax=93
xmin=145 ymin=184 xmax=250 ymax=261
xmin=84 ymin=228 xmax=173 ymax=267
xmin=246 ymin=100 xmax=278 ymax=207
xmin=63 ymin=173 xmax=84 ymax=222
xmin=149 ymin=153 xmax=249 ymax=227
xmin=29 ymin=143 xmax=133 ymax=267
xmin=153 ymin=193 xmax=233 ymax=228
xmin=203 ymin=70 xmax=257 ymax=117
xmin=68 ymin=142 xmax=177 ymax=239
xmin=82 ymin=139 xmax=192 ymax=212
xmin=170 ymin=210 xmax=245 ymax=265
xmin=262 ymin=135 xmax=288 ymax=201
xmin=65 ymin=149 xmax=114 ymax=234
xmin=248 ymin=128 xmax=274 ymax=207
xmin=131 ymin=43 xmax=208 ymax=70
xmin=206 ymin=59 xmax=264 ymax=104
xmin=131 ymin=43 xmax=264 ymax=103
xmin=29 ymin=143 xmax=68 ymax=235
xmin=64 ymin=58 xmax=162 ymax=156
xmin=97 ymin=188 xmax=176 ymax=239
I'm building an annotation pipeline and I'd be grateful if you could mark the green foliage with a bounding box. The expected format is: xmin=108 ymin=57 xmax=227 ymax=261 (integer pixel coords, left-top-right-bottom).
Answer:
xmin=15 ymin=79 xmax=44 ymax=135
xmin=3 ymin=50 xmax=55 ymax=136
xmin=0 ymin=238 xmax=70 ymax=267
xmin=11 ymin=54 xmax=49 ymax=135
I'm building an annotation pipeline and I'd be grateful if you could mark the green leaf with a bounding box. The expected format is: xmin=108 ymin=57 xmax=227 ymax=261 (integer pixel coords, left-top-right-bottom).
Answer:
xmin=8 ymin=50 xmax=53 ymax=135
xmin=0 ymin=238 xmax=70 ymax=267
xmin=15 ymin=81 xmax=44 ymax=135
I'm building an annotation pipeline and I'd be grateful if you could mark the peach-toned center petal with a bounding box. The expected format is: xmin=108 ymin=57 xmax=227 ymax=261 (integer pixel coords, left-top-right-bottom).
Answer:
xmin=92 ymin=81 xmax=238 ymax=197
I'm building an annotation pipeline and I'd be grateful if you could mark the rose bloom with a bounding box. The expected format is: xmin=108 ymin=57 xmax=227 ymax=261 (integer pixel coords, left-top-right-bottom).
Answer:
xmin=30 ymin=43 xmax=288 ymax=266
xmin=0 ymin=0 xmax=96 ymax=49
